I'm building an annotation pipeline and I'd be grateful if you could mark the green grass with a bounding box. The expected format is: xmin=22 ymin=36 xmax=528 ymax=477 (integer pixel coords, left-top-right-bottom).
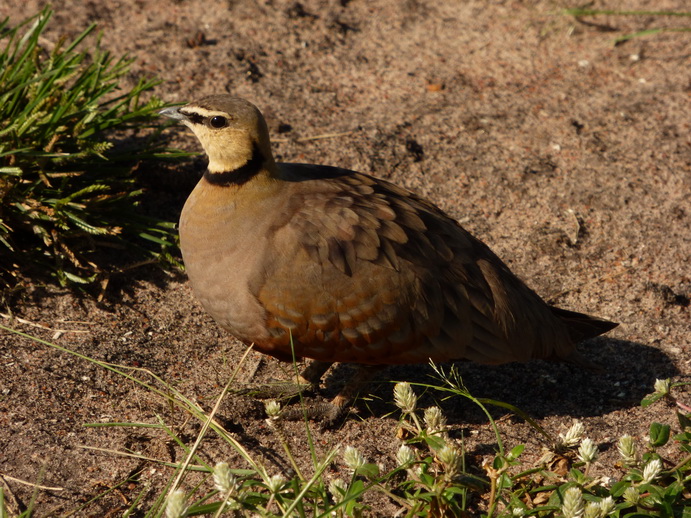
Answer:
xmin=1 ymin=323 xmax=689 ymax=517
xmin=563 ymin=7 xmax=691 ymax=44
xmin=0 ymin=7 xmax=188 ymax=291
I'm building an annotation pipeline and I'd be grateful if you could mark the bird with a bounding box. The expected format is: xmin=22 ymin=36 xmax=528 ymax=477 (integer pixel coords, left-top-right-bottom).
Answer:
xmin=160 ymin=95 xmax=617 ymax=421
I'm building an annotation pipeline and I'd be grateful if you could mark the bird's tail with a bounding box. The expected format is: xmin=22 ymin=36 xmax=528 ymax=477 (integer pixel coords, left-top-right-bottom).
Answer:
xmin=550 ymin=306 xmax=618 ymax=343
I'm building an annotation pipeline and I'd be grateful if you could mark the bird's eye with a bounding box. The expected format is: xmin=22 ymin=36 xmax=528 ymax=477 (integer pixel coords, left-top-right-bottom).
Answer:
xmin=209 ymin=116 xmax=227 ymax=128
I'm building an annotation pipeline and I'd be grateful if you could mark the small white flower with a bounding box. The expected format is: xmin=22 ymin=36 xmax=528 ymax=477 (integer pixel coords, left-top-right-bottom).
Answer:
xmin=558 ymin=421 xmax=585 ymax=448
xmin=617 ymin=434 xmax=637 ymax=465
xmin=584 ymin=502 xmax=600 ymax=518
xmin=343 ymin=445 xmax=367 ymax=472
xmin=165 ymin=489 xmax=187 ymax=518
xmin=264 ymin=400 xmax=281 ymax=418
xmin=437 ymin=444 xmax=462 ymax=479
xmin=641 ymin=458 xmax=662 ymax=484
xmin=653 ymin=378 xmax=670 ymax=396
xmin=622 ymin=486 xmax=639 ymax=504
xmin=424 ymin=406 xmax=446 ymax=434
xmin=393 ymin=382 xmax=417 ymax=414
xmin=599 ymin=496 xmax=615 ymax=516
xmin=577 ymin=438 xmax=599 ymax=464
xmin=213 ymin=462 xmax=237 ymax=494
xmin=266 ymin=474 xmax=286 ymax=494
xmin=328 ymin=478 xmax=347 ymax=504
xmin=561 ymin=487 xmax=584 ymax=518
xmin=512 ymin=507 xmax=526 ymax=516
xmin=396 ymin=444 xmax=415 ymax=468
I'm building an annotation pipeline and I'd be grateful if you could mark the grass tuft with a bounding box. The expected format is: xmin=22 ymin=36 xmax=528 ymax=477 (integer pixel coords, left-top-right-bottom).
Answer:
xmin=0 ymin=7 xmax=188 ymax=291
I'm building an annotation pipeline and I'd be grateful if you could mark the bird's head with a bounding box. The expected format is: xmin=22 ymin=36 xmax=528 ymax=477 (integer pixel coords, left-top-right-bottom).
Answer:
xmin=160 ymin=95 xmax=275 ymax=182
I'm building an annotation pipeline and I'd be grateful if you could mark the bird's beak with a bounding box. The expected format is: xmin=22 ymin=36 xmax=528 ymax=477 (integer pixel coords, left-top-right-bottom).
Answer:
xmin=159 ymin=106 xmax=188 ymax=121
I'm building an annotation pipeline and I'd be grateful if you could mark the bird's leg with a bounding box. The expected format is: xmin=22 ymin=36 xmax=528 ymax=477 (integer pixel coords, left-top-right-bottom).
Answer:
xmin=330 ymin=363 xmax=385 ymax=408
xmin=298 ymin=360 xmax=333 ymax=387
xmin=281 ymin=364 xmax=386 ymax=427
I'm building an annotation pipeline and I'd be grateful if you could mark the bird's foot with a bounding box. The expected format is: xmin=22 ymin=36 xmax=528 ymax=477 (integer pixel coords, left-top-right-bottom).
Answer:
xmin=278 ymin=394 xmax=352 ymax=429
xmin=234 ymin=361 xmax=382 ymax=428
xmin=231 ymin=378 xmax=314 ymax=401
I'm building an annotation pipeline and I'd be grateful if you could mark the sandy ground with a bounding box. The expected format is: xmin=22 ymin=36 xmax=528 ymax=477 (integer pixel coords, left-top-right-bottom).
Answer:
xmin=0 ymin=0 xmax=689 ymax=515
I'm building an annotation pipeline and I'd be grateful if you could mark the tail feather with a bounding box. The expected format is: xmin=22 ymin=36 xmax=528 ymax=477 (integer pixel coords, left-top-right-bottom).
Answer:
xmin=550 ymin=306 xmax=618 ymax=343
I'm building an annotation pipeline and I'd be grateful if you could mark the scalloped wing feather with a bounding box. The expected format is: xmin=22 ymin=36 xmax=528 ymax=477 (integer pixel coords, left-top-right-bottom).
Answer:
xmin=248 ymin=163 xmax=575 ymax=365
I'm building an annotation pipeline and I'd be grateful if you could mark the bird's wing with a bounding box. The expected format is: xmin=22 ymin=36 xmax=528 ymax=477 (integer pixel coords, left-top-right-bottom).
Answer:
xmin=250 ymin=164 xmax=571 ymax=365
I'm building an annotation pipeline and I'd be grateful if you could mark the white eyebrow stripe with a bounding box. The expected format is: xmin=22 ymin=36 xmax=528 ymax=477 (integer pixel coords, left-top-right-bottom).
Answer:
xmin=180 ymin=106 xmax=229 ymax=118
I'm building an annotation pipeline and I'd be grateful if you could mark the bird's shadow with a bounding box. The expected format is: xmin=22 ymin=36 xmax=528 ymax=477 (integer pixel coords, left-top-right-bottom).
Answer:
xmin=325 ymin=337 xmax=678 ymax=426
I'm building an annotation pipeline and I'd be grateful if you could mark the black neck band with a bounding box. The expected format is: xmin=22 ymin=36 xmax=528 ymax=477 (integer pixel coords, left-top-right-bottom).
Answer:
xmin=204 ymin=143 xmax=265 ymax=186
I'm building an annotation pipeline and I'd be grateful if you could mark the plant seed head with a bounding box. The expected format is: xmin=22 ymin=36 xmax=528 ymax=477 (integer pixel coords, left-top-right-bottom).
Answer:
xmin=653 ymin=378 xmax=670 ymax=396
xmin=393 ymin=382 xmax=417 ymax=414
xmin=328 ymin=478 xmax=347 ymax=504
xmin=213 ymin=462 xmax=237 ymax=494
xmin=343 ymin=445 xmax=367 ymax=472
xmin=266 ymin=474 xmax=286 ymax=494
xmin=561 ymin=487 xmax=584 ymax=518
xmin=437 ymin=444 xmax=462 ymax=479
xmin=264 ymin=400 xmax=282 ymax=418
xmin=396 ymin=444 xmax=416 ymax=468
xmin=424 ymin=406 xmax=446 ymax=434
xmin=165 ymin=489 xmax=187 ymax=518
xmin=599 ymin=496 xmax=615 ymax=516
xmin=558 ymin=421 xmax=585 ymax=448
xmin=617 ymin=434 xmax=637 ymax=465
xmin=577 ymin=438 xmax=599 ymax=464
xmin=622 ymin=486 xmax=639 ymax=504
xmin=641 ymin=458 xmax=662 ymax=484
